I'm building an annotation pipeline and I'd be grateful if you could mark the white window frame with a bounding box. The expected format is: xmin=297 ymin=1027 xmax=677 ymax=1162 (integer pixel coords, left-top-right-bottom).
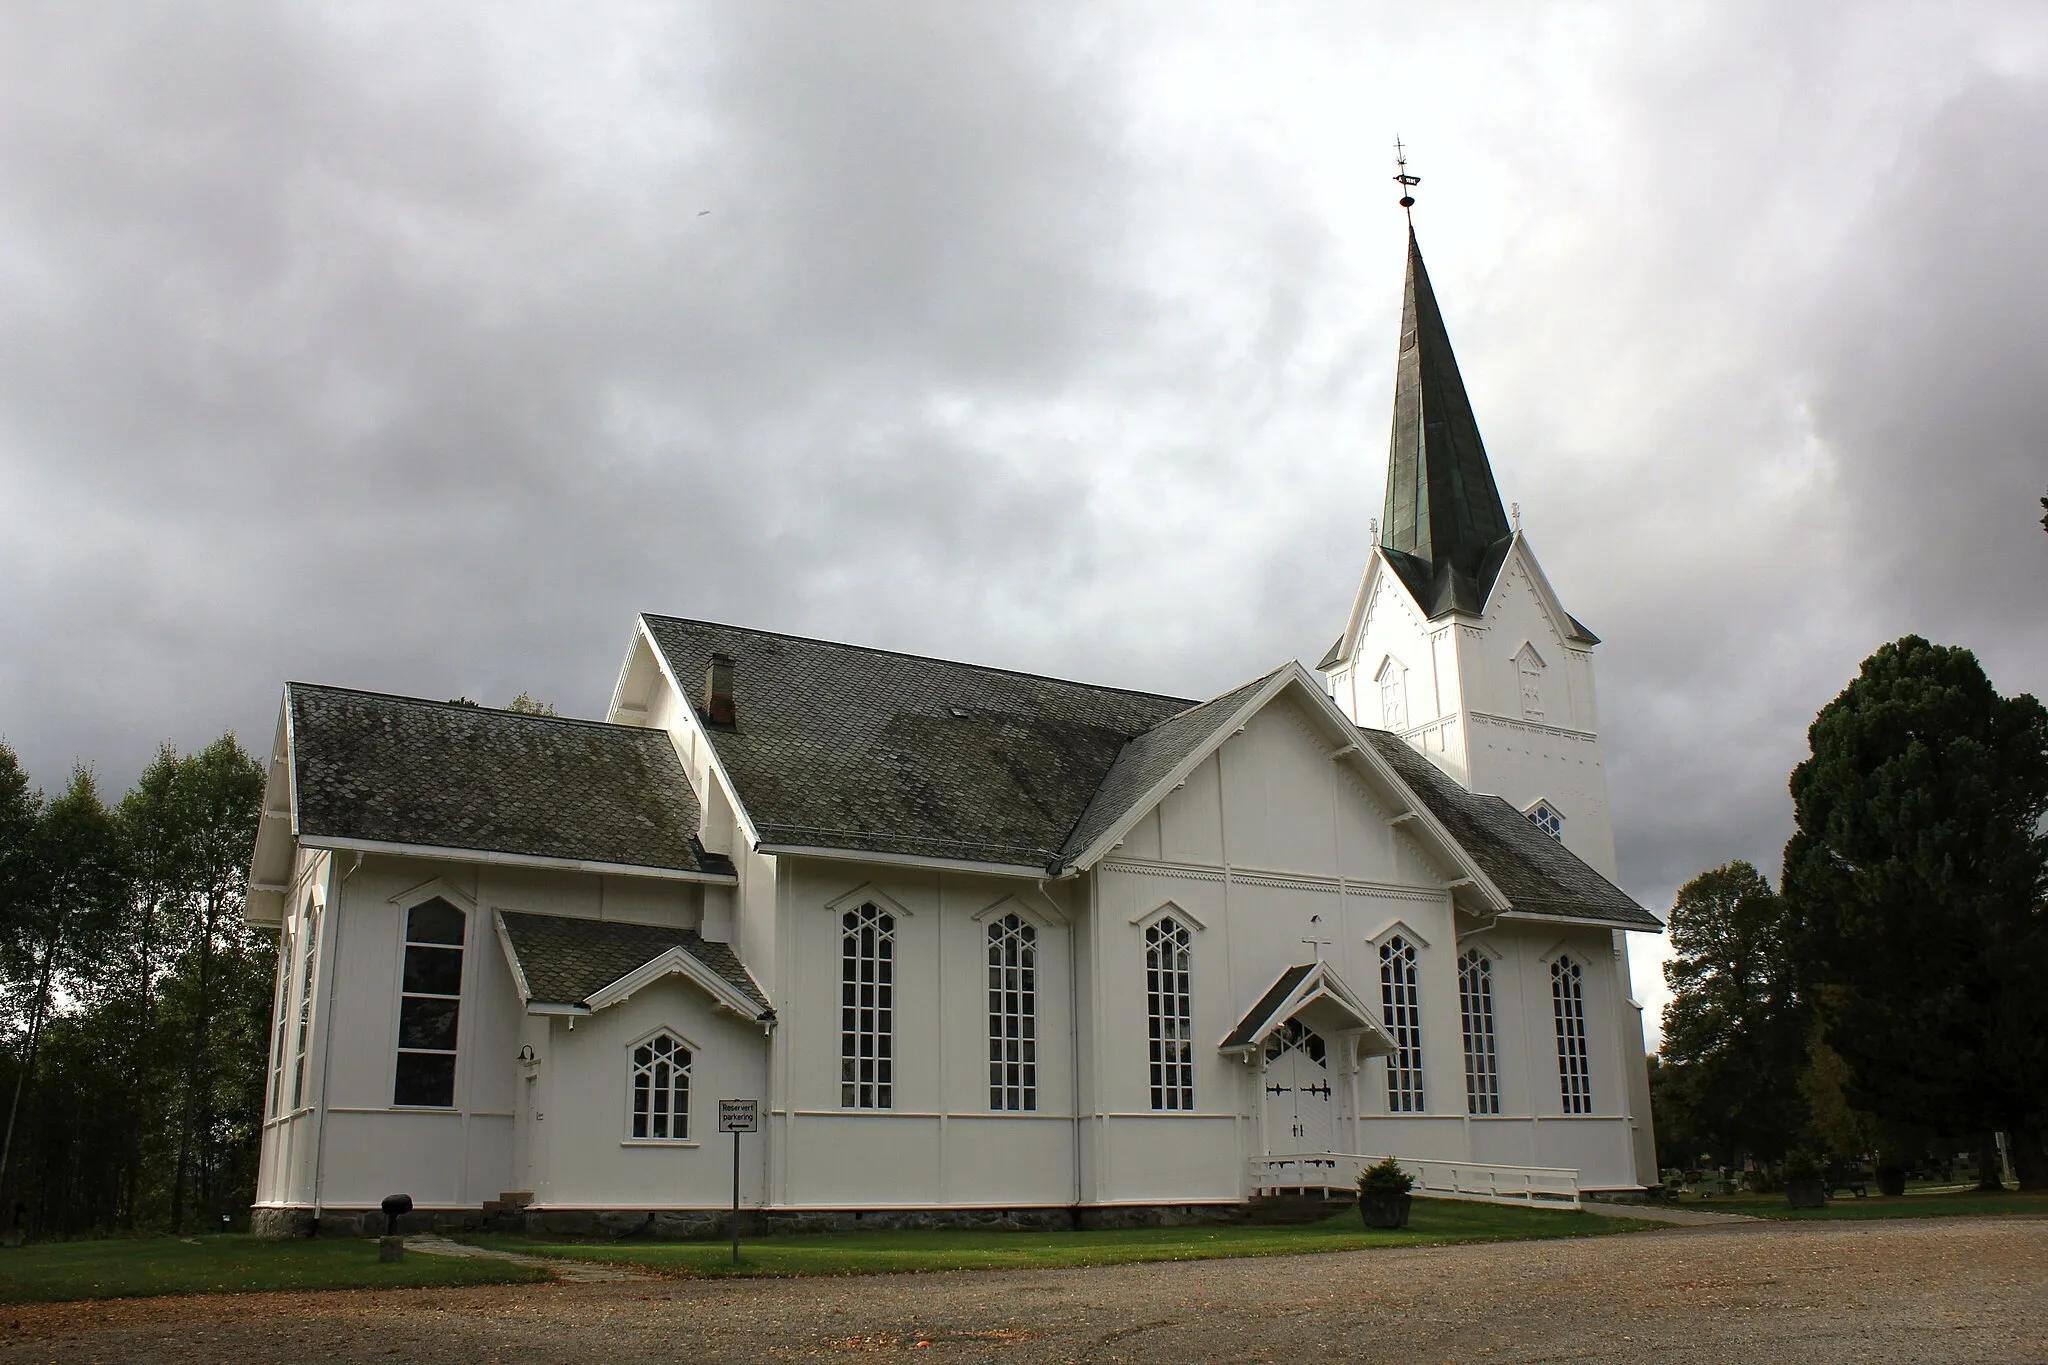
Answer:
xmin=1550 ymin=952 xmax=1594 ymax=1114
xmin=1145 ymin=916 xmax=1195 ymax=1111
xmin=1457 ymin=947 xmax=1501 ymax=1115
xmin=1378 ymin=932 xmax=1426 ymax=1112
xmin=267 ymin=918 xmax=296 ymax=1119
xmin=290 ymin=902 xmax=322 ymax=1112
xmin=624 ymin=1027 xmax=696 ymax=1145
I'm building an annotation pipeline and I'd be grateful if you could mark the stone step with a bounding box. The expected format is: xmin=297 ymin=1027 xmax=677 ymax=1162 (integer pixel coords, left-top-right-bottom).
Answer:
xmin=498 ymin=1192 xmax=534 ymax=1209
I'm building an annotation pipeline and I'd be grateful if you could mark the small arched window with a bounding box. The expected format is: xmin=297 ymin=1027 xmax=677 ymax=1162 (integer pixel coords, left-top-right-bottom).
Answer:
xmin=1145 ymin=917 xmax=1194 ymax=1111
xmin=630 ymin=1031 xmax=692 ymax=1140
xmin=988 ymin=913 xmax=1038 ymax=1112
xmin=1379 ymin=934 xmax=1425 ymax=1112
xmin=1458 ymin=949 xmax=1500 ymax=1115
xmin=1551 ymin=954 xmax=1593 ymax=1114
xmin=1526 ymin=801 xmax=1564 ymax=842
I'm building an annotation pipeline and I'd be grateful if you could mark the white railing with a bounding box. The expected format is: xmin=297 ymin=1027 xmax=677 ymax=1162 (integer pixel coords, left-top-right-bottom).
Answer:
xmin=1251 ymin=1152 xmax=1581 ymax=1210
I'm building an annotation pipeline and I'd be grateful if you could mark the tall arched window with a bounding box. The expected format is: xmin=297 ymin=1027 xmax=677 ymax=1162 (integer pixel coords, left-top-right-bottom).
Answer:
xmin=1458 ymin=949 xmax=1500 ymax=1115
xmin=1379 ymin=934 xmax=1426 ymax=1111
xmin=394 ymin=898 xmax=464 ymax=1108
xmin=841 ymin=903 xmax=895 ymax=1109
xmin=291 ymin=905 xmax=322 ymax=1110
xmin=1517 ymin=645 xmax=1546 ymax=722
xmin=1551 ymin=954 xmax=1593 ymax=1114
xmin=1145 ymin=917 xmax=1193 ymax=1110
xmin=987 ymin=913 xmax=1038 ymax=1112
xmin=630 ymin=1031 xmax=692 ymax=1140
xmin=268 ymin=920 xmax=295 ymax=1118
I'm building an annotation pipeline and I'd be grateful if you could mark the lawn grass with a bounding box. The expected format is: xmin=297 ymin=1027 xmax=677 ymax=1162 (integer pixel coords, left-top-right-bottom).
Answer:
xmin=0 ymin=1234 xmax=546 ymax=1305
xmin=467 ymin=1197 xmax=1646 ymax=1279
xmin=1672 ymin=1185 xmax=2048 ymax=1222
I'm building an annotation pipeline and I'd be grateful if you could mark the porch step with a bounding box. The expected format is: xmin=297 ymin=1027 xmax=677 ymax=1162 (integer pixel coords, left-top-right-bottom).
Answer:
xmin=1246 ymin=1191 xmax=1357 ymax=1226
xmin=482 ymin=1192 xmax=535 ymax=1217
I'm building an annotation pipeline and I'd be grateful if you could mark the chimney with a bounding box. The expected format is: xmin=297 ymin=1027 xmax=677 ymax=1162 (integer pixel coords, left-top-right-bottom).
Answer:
xmin=703 ymin=653 xmax=736 ymax=727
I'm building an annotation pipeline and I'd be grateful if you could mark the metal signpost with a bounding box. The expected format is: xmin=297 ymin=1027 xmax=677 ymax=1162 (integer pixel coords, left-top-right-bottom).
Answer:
xmin=718 ymin=1099 xmax=759 ymax=1265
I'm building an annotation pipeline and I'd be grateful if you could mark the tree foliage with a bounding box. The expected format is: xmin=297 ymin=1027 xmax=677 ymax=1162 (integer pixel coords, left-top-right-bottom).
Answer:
xmin=0 ymin=735 xmax=271 ymax=1237
xmin=1782 ymin=635 xmax=2048 ymax=1189
xmin=1658 ymin=861 xmax=1808 ymax=1165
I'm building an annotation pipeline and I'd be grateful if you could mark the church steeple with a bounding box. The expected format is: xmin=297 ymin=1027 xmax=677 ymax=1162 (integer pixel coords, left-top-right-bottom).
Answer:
xmin=1380 ymin=229 xmax=1514 ymax=616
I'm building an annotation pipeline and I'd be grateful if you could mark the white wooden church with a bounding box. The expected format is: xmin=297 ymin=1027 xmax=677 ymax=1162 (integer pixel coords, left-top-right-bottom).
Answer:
xmin=246 ymin=231 xmax=1661 ymax=1236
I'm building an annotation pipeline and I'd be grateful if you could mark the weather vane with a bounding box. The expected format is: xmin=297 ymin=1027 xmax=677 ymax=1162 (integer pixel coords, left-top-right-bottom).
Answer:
xmin=1393 ymin=137 xmax=1420 ymax=224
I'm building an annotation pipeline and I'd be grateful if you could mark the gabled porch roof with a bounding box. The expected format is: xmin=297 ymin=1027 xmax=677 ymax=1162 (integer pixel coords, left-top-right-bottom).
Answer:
xmin=1220 ymin=960 xmax=1395 ymax=1058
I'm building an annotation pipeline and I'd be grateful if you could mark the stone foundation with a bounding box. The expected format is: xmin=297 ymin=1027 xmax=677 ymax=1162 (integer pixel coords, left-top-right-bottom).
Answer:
xmin=253 ymin=1201 xmax=1248 ymax=1240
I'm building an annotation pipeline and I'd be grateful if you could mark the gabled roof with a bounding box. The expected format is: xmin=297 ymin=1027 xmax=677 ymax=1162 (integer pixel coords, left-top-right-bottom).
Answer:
xmin=286 ymin=684 xmax=731 ymax=879
xmin=1054 ymin=669 xmax=1283 ymax=869
xmin=496 ymin=910 xmax=769 ymax=1015
xmin=639 ymin=617 xmax=1193 ymax=870
xmin=1358 ymin=730 xmax=1660 ymax=930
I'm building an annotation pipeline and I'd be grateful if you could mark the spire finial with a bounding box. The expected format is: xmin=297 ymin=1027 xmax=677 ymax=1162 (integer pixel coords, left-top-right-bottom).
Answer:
xmin=1511 ymin=502 xmax=1522 ymax=533
xmin=1393 ymin=137 xmax=1420 ymax=225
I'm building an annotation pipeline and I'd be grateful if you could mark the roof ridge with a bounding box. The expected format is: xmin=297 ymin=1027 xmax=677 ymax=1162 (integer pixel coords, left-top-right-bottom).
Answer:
xmin=286 ymin=682 xmax=645 ymax=735
xmin=640 ymin=614 xmax=1197 ymax=707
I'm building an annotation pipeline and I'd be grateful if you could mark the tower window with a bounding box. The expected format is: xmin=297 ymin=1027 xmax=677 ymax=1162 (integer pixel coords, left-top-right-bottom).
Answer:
xmin=1516 ymin=645 xmax=1546 ymax=722
xmin=1376 ymin=659 xmax=1408 ymax=731
xmin=1526 ymin=801 xmax=1564 ymax=841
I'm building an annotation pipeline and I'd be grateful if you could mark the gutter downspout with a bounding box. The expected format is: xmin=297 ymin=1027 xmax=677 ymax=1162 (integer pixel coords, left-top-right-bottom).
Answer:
xmin=309 ymin=851 xmax=362 ymax=1235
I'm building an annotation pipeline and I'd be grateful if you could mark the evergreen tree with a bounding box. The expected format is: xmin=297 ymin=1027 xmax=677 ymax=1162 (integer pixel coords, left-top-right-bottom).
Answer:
xmin=1783 ymin=636 xmax=2048 ymax=1190
xmin=1659 ymin=861 xmax=1808 ymax=1165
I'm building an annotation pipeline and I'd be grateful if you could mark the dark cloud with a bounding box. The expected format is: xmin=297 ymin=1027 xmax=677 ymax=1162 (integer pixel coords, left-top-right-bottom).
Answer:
xmin=3 ymin=3 xmax=2045 ymax=1036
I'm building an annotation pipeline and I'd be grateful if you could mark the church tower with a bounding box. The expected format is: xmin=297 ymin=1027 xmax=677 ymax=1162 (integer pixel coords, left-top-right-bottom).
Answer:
xmin=1320 ymin=229 xmax=1618 ymax=882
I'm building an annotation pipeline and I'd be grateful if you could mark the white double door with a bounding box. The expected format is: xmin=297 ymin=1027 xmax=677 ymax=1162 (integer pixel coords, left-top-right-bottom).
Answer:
xmin=1261 ymin=1018 xmax=1336 ymax=1154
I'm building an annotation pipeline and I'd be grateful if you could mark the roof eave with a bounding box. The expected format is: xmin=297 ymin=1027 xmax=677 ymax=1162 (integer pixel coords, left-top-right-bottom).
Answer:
xmin=757 ymin=842 xmax=1056 ymax=881
xmin=295 ymin=833 xmax=735 ymax=884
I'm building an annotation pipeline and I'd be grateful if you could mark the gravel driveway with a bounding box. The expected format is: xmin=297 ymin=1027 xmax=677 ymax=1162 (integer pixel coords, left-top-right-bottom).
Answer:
xmin=5 ymin=1216 xmax=2043 ymax=1364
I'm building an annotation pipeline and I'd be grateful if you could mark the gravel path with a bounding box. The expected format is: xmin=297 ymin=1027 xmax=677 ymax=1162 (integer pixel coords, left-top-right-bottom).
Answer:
xmin=403 ymin=1234 xmax=656 ymax=1283
xmin=3 ymin=1215 xmax=2042 ymax=1364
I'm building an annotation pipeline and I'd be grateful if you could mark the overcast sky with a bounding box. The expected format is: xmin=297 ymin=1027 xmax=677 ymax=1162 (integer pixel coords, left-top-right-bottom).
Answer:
xmin=4 ymin=2 xmax=2045 ymax=1039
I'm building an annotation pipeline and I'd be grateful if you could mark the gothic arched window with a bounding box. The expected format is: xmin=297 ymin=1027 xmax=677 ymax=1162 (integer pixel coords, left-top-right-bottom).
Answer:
xmin=841 ymin=903 xmax=895 ymax=1109
xmin=1379 ymin=934 xmax=1426 ymax=1112
xmin=1551 ymin=953 xmax=1593 ymax=1114
xmin=629 ymin=1031 xmax=691 ymax=1140
xmin=1145 ymin=917 xmax=1194 ymax=1111
xmin=394 ymin=898 xmax=463 ymax=1108
xmin=1458 ymin=949 xmax=1500 ymax=1115
xmin=987 ymin=913 xmax=1038 ymax=1112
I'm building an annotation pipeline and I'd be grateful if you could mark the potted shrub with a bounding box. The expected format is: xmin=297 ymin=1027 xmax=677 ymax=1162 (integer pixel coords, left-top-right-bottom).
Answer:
xmin=1357 ymin=1156 xmax=1415 ymax=1230
xmin=1783 ymin=1151 xmax=1827 ymax=1209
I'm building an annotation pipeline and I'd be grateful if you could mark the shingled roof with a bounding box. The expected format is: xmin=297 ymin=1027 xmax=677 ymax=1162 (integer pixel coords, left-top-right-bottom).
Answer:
xmin=641 ymin=617 xmax=1196 ymax=869
xmin=497 ymin=910 xmax=768 ymax=1013
xmin=1359 ymin=729 xmax=1660 ymax=930
xmin=288 ymin=685 xmax=730 ymax=877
